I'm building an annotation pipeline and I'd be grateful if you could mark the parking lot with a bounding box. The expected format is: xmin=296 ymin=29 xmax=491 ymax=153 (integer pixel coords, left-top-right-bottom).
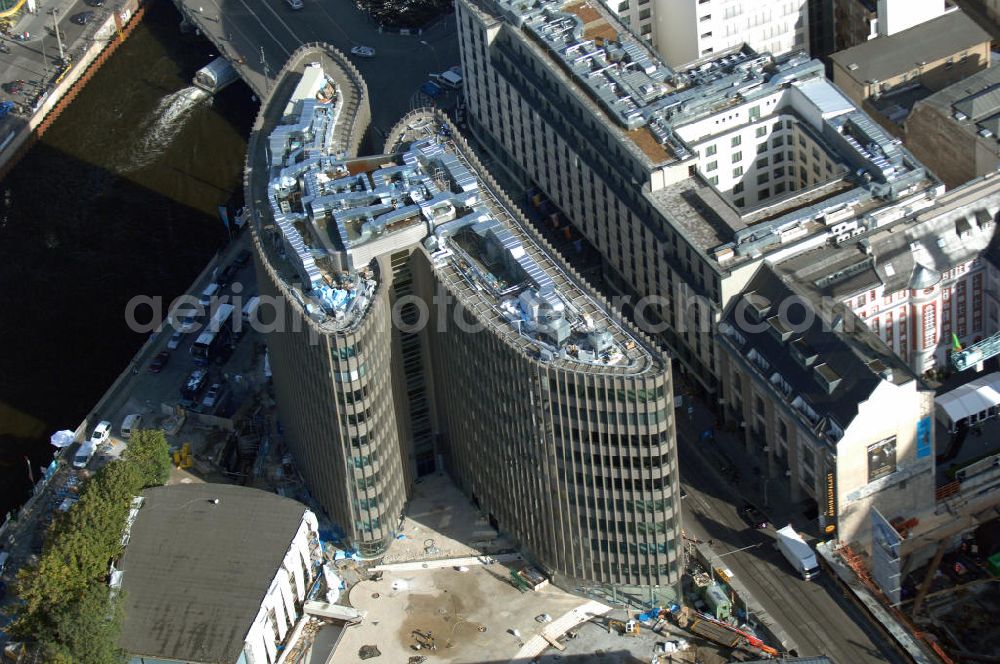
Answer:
xmin=71 ymin=232 xmax=266 ymax=470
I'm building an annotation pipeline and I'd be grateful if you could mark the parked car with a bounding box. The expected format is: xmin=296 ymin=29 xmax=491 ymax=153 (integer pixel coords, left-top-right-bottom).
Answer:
xmin=350 ymin=45 xmax=375 ymax=58
xmin=149 ymin=351 xmax=170 ymax=373
xmin=72 ymin=11 xmax=95 ymax=25
xmin=167 ymin=330 xmax=184 ymax=350
xmin=286 ymin=0 xmax=303 ymax=8
xmin=90 ymin=421 xmax=112 ymax=446
xmin=172 ymin=309 xmax=198 ymax=333
xmin=420 ymin=81 xmax=442 ymax=99
xmin=3 ymin=80 xmax=24 ymax=95
xmin=233 ymin=249 xmax=252 ymax=268
xmin=201 ymin=383 xmax=222 ymax=409
xmin=741 ymin=503 xmax=769 ymax=529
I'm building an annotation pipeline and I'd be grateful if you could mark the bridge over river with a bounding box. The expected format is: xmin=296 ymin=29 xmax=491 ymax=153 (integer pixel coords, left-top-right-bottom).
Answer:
xmin=172 ymin=0 xmax=460 ymax=147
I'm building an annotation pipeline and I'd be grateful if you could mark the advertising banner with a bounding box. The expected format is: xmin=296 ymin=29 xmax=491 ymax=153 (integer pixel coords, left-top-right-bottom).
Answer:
xmin=867 ymin=436 xmax=897 ymax=482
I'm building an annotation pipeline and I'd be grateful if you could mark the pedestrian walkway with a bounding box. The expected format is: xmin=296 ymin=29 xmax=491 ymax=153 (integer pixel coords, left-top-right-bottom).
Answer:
xmin=511 ymin=600 xmax=611 ymax=661
xmin=371 ymin=552 xmax=523 ymax=573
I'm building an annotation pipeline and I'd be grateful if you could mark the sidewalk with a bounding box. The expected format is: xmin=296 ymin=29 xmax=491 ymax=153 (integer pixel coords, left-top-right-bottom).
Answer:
xmin=675 ymin=384 xmax=816 ymax=535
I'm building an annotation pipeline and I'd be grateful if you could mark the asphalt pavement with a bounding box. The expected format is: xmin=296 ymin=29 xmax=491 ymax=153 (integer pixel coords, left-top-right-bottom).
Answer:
xmin=676 ymin=390 xmax=910 ymax=663
xmin=175 ymin=0 xmax=460 ymax=148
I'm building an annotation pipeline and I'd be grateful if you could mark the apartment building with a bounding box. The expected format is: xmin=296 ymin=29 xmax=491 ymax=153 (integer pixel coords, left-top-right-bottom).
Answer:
xmin=832 ymin=0 xmax=950 ymax=51
xmin=716 ymin=266 xmax=936 ymax=548
xmin=606 ymin=0 xmax=809 ymax=67
xmin=457 ymin=0 xmax=936 ymax=398
xmin=775 ymin=175 xmax=1000 ymax=374
xmin=247 ymin=46 xmax=681 ymax=596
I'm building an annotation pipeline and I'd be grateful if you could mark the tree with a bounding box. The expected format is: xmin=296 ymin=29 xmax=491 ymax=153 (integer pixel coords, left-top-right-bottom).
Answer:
xmin=122 ymin=429 xmax=171 ymax=487
xmin=40 ymin=584 xmax=126 ymax=664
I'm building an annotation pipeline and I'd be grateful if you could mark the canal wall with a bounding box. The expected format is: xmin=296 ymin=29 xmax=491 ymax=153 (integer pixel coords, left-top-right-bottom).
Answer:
xmin=0 ymin=0 xmax=149 ymax=182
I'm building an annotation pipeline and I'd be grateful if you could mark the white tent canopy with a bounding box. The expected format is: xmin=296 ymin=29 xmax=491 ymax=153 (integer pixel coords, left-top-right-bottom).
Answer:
xmin=935 ymin=372 xmax=1000 ymax=431
xmin=50 ymin=429 xmax=76 ymax=448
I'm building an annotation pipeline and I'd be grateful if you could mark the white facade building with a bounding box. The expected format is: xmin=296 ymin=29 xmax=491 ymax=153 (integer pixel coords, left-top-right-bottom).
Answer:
xmin=608 ymin=0 xmax=810 ymax=67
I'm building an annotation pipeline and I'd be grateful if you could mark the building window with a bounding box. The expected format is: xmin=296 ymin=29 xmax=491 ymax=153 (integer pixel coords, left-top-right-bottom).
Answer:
xmin=759 ymin=188 xmax=770 ymax=198
xmin=705 ymin=144 xmax=717 ymax=156
xmin=732 ymin=151 xmax=742 ymax=163
xmin=756 ymin=156 xmax=769 ymax=168
xmin=700 ymin=31 xmax=712 ymax=38
xmin=731 ymin=136 xmax=742 ymax=148
xmin=733 ymin=182 xmax=744 ymax=194
xmin=756 ymin=126 xmax=767 ymax=138
xmin=706 ymin=160 xmax=718 ymax=171
xmin=733 ymin=166 xmax=743 ymax=177
xmin=641 ymin=23 xmax=651 ymax=34
xmin=699 ymin=13 xmax=711 ymax=21
xmin=749 ymin=106 xmax=760 ymax=121
xmin=617 ymin=0 xmax=629 ymax=9
xmin=639 ymin=8 xmax=651 ymax=19
xmin=734 ymin=197 xmax=745 ymax=207
xmin=757 ymin=142 xmax=768 ymax=154
xmin=708 ymin=175 xmax=719 ymax=186
xmin=774 ymin=182 xmax=785 ymax=194
xmin=757 ymin=172 xmax=770 ymax=184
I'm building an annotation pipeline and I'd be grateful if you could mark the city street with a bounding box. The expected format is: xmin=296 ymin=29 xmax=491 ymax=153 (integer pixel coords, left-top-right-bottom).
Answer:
xmin=176 ymin=0 xmax=460 ymax=147
xmin=0 ymin=0 xmax=116 ymax=108
xmin=677 ymin=396 xmax=909 ymax=663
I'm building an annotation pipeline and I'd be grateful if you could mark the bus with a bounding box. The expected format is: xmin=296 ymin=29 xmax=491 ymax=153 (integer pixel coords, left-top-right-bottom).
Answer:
xmin=191 ymin=304 xmax=235 ymax=366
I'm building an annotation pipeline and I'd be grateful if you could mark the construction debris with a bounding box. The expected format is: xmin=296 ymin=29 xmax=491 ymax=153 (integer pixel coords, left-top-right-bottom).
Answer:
xmin=358 ymin=644 xmax=381 ymax=659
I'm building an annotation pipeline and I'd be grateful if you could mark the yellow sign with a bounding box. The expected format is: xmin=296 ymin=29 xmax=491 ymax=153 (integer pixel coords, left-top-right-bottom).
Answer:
xmin=825 ymin=524 xmax=836 ymax=533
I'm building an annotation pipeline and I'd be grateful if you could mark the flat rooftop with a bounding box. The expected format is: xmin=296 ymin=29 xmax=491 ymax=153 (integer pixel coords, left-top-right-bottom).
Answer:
xmin=474 ymin=0 xmax=934 ymax=270
xmin=830 ymin=11 xmax=990 ymax=87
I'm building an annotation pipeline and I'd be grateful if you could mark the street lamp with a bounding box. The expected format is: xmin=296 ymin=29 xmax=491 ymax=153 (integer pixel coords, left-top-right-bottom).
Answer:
xmin=420 ymin=39 xmax=441 ymax=72
xmin=709 ymin=542 xmax=762 ymax=584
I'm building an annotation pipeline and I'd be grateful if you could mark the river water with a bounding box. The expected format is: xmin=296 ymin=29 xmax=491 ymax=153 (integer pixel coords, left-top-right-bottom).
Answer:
xmin=0 ymin=0 xmax=255 ymax=517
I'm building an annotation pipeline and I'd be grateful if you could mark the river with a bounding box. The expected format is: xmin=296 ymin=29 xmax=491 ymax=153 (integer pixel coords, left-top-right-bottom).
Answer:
xmin=0 ymin=0 xmax=255 ymax=517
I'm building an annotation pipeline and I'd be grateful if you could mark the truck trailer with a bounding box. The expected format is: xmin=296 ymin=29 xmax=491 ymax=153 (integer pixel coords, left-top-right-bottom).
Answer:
xmin=776 ymin=525 xmax=820 ymax=580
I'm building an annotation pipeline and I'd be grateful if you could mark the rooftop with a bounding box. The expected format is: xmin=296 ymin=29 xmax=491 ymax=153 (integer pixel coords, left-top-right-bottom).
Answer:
xmin=914 ymin=65 xmax=1000 ymax=144
xmin=830 ymin=11 xmax=989 ymax=87
xmin=117 ymin=484 xmax=310 ymax=664
xmin=777 ymin=173 xmax=1000 ymax=299
xmin=412 ymin=129 xmax=663 ymax=373
xmin=475 ymin=0 xmax=933 ymax=269
xmin=719 ymin=265 xmax=916 ymax=442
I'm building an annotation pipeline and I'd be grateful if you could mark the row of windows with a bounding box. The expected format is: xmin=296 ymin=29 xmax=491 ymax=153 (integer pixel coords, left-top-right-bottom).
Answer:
xmin=571 ymin=472 xmax=673 ymax=492
xmin=586 ymin=516 xmax=675 ymax=534
xmin=569 ymin=450 xmax=674 ymax=470
xmin=548 ymin=380 xmax=668 ymax=403
xmin=564 ymin=405 xmax=670 ymax=426
xmin=552 ymin=422 xmax=673 ymax=447
xmin=591 ymin=539 xmax=677 ymax=555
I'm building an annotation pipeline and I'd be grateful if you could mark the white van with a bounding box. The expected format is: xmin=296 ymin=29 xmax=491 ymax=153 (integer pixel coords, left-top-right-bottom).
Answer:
xmin=431 ymin=70 xmax=463 ymax=89
xmin=242 ymin=295 xmax=261 ymax=324
xmin=73 ymin=441 xmax=96 ymax=469
xmin=121 ymin=413 xmax=142 ymax=440
xmin=199 ymin=282 xmax=220 ymax=307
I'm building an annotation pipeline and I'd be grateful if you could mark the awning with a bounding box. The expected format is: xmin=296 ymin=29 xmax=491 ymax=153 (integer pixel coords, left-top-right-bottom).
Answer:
xmin=49 ymin=430 xmax=76 ymax=448
xmin=936 ymin=372 xmax=1000 ymax=425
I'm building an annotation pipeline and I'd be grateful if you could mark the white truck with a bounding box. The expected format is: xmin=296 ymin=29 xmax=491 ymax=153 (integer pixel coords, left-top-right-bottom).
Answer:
xmin=776 ymin=525 xmax=820 ymax=580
